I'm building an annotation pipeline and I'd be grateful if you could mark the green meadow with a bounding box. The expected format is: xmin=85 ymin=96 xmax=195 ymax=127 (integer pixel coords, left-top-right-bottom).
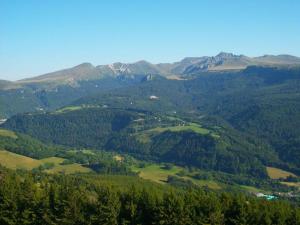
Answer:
xmin=0 ymin=150 xmax=92 ymax=174
xmin=131 ymin=163 xmax=221 ymax=189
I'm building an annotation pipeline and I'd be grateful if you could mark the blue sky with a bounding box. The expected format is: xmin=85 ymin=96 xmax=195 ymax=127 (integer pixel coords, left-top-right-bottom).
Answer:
xmin=1 ymin=0 xmax=299 ymax=80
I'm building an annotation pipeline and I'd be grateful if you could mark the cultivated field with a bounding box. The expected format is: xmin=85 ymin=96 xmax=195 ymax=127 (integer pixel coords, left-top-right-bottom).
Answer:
xmin=266 ymin=166 xmax=297 ymax=179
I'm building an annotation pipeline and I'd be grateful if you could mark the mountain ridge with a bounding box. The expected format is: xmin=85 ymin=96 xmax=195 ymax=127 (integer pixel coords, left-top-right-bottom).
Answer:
xmin=1 ymin=52 xmax=299 ymax=87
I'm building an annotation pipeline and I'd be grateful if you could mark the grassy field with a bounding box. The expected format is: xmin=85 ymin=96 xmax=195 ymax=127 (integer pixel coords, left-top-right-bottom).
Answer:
xmin=146 ymin=123 xmax=211 ymax=135
xmin=0 ymin=150 xmax=92 ymax=174
xmin=82 ymin=149 xmax=95 ymax=155
xmin=0 ymin=129 xmax=18 ymax=139
xmin=131 ymin=164 xmax=182 ymax=184
xmin=135 ymin=122 xmax=215 ymax=144
xmin=45 ymin=163 xmax=92 ymax=174
xmin=131 ymin=163 xmax=221 ymax=189
xmin=54 ymin=105 xmax=100 ymax=114
xmin=280 ymin=181 xmax=300 ymax=188
xmin=40 ymin=157 xmax=65 ymax=164
xmin=54 ymin=106 xmax=84 ymax=114
xmin=266 ymin=166 xmax=297 ymax=179
xmin=240 ymin=185 xmax=267 ymax=194
xmin=0 ymin=150 xmax=41 ymax=170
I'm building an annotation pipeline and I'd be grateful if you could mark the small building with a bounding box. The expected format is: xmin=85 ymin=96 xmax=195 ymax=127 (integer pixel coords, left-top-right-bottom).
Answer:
xmin=149 ymin=95 xmax=159 ymax=100
xmin=255 ymin=193 xmax=277 ymax=200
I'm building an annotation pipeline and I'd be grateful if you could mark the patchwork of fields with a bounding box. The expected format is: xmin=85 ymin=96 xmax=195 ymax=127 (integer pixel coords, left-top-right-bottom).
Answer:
xmin=0 ymin=150 xmax=92 ymax=174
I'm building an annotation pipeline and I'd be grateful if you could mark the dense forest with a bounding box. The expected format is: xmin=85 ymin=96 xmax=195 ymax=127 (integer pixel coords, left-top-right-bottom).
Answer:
xmin=0 ymin=167 xmax=300 ymax=225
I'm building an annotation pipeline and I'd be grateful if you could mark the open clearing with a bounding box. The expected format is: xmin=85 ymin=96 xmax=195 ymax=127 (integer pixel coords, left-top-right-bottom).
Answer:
xmin=54 ymin=105 xmax=100 ymax=114
xmin=131 ymin=163 xmax=221 ymax=189
xmin=136 ymin=122 xmax=216 ymax=143
xmin=114 ymin=155 xmax=124 ymax=162
xmin=131 ymin=164 xmax=182 ymax=184
xmin=0 ymin=129 xmax=18 ymax=139
xmin=54 ymin=106 xmax=84 ymax=114
xmin=146 ymin=123 xmax=211 ymax=135
xmin=0 ymin=150 xmax=41 ymax=170
xmin=0 ymin=150 xmax=92 ymax=174
xmin=266 ymin=166 xmax=297 ymax=179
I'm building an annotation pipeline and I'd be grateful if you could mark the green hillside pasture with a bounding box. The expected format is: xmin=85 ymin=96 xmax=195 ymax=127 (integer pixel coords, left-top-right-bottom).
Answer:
xmin=39 ymin=157 xmax=92 ymax=174
xmin=147 ymin=122 xmax=211 ymax=135
xmin=131 ymin=164 xmax=181 ymax=184
xmin=135 ymin=122 xmax=216 ymax=143
xmin=0 ymin=150 xmax=92 ymax=174
xmin=54 ymin=105 xmax=100 ymax=114
xmin=0 ymin=150 xmax=41 ymax=170
xmin=131 ymin=163 xmax=221 ymax=189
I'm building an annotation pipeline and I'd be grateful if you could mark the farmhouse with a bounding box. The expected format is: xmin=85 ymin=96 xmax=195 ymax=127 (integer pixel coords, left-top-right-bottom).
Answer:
xmin=255 ymin=193 xmax=277 ymax=200
xmin=149 ymin=95 xmax=159 ymax=100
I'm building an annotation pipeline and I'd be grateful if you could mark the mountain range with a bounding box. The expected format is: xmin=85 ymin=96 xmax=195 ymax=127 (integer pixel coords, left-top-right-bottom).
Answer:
xmin=0 ymin=52 xmax=300 ymax=119
xmin=2 ymin=52 xmax=300 ymax=89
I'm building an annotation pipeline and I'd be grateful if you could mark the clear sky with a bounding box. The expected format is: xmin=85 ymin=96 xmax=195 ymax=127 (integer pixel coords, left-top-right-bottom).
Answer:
xmin=1 ymin=0 xmax=299 ymax=80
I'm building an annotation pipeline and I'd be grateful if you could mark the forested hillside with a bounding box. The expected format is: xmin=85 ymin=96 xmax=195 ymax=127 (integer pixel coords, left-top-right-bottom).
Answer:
xmin=71 ymin=66 xmax=300 ymax=171
xmin=0 ymin=167 xmax=299 ymax=225
xmin=0 ymin=107 xmax=286 ymax=178
xmin=0 ymin=76 xmax=146 ymax=118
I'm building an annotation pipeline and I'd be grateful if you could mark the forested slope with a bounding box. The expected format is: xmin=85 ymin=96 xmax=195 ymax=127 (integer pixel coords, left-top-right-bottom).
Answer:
xmin=1 ymin=107 xmax=280 ymax=178
xmin=0 ymin=167 xmax=299 ymax=225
